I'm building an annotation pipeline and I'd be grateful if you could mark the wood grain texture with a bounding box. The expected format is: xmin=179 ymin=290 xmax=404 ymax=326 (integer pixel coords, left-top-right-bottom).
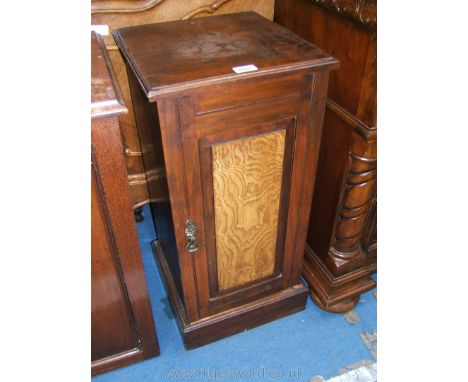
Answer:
xmin=212 ymin=130 xmax=286 ymax=291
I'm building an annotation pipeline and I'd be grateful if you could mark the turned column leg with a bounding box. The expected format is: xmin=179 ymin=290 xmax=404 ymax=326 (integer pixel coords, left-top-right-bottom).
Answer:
xmin=326 ymin=150 xmax=376 ymax=275
xmin=304 ymin=101 xmax=377 ymax=313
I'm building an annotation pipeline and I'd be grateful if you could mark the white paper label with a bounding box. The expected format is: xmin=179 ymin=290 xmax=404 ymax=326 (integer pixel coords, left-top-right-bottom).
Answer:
xmin=232 ymin=64 xmax=258 ymax=74
xmin=91 ymin=25 xmax=109 ymax=36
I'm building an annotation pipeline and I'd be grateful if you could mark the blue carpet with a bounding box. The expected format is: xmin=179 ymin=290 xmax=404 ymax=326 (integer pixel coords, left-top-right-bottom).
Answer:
xmin=93 ymin=205 xmax=376 ymax=381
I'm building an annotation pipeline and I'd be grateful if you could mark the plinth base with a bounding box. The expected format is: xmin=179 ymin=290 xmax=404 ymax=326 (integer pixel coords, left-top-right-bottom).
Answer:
xmin=302 ymin=244 xmax=375 ymax=313
xmin=152 ymin=240 xmax=308 ymax=349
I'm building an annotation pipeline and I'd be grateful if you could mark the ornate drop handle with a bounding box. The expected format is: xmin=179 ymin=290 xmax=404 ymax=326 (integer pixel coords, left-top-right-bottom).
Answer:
xmin=185 ymin=219 xmax=199 ymax=253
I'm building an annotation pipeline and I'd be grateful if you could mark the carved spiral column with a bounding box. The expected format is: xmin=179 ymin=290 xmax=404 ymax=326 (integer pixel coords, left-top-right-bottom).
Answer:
xmin=327 ymin=134 xmax=377 ymax=276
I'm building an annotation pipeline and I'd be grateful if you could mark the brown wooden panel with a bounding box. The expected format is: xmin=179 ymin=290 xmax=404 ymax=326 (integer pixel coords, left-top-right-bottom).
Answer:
xmin=91 ymin=33 xmax=159 ymax=373
xmin=212 ymin=130 xmax=286 ymax=291
xmin=91 ymin=115 xmax=160 ymax=374
xmin=125 ymin=66 xmax=185 ymax=301
xmin=91 ymin=165 xmax=136 ymax=361
xmin=197 ymin=115 xmax=298 ymax=313
xmin=286 ymin=0 xmax=373 ymax=116
xmin=194 ymin=71 xmax=311 ymax=115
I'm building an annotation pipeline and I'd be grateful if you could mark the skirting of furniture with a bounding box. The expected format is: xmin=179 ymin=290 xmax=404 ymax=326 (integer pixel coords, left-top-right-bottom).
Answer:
xmin=275 ymin=0 xmax=377 ymax=312
xmin=91 ymin=32 xmax=160 ymax=374
xmin=153 ymin=240 xmax=308 ymax=349
xmin=114 ymin=12 xmax=338 ymax=348
xmin=303 ymin=244 xmax=375 ymax=313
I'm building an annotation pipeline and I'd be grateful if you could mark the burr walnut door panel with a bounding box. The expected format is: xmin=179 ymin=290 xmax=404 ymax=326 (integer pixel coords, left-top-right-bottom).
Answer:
xmin=211 ymin=129 xmax=286 ymax=292
xmin=175 ymin=80 xmax=314 ymax=315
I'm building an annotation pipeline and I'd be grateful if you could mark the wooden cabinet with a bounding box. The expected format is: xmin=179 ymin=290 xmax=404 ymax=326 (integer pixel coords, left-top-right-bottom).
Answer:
xmin=91 ymin=0 xmax=275 ymax=211
xmin=91 ymin=32 xmax=159 ymax=374
xmin=275 ymin=0 xmax=377 ymax=313
xmin=114 ymin=12 xmax=338 ymax=349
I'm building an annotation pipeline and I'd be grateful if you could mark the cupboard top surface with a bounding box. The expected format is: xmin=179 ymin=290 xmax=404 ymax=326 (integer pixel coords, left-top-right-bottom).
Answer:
xmin=91 ymin=32 xmax=127 ymax=119
xmin=113 ymin=12 xmax=338 ymax=99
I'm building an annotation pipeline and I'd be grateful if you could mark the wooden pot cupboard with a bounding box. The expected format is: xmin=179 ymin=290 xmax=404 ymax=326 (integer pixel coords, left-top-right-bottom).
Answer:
xmin=114 ymin=12 xmax=339 ymax=349
xmin=275 ymin=0 xmax=377 ymax=313
xmin=92 ymin=0 xmax=275 ymax=215
xmin=91 ymin=32 xmax=159 ymax=374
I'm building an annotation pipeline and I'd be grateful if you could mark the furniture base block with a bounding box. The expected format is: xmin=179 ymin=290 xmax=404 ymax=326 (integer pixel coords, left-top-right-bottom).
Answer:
xmin=303 ymin=244 xmax=375 ymax=313
xmin=152 ymin=240 xmax=308 ymax=349
xmin=309 ymin=289 xmax=360 ymax=313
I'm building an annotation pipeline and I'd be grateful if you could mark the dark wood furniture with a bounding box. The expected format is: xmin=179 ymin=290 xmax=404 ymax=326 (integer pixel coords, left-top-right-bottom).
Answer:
xmin=114 ymin=12 xmax=338 ymax=349
xmin=91 ymin=32 xmax=159 ymax=374
xmin=92 ymin=0 xmax=275 ymax=211
xmin=275 ymin=0 xmax=377 ymax=313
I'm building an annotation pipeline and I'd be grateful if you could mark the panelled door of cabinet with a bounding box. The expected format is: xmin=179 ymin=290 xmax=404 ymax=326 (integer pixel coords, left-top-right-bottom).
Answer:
xmin=175 ymin=81 xmax=314 ymax=316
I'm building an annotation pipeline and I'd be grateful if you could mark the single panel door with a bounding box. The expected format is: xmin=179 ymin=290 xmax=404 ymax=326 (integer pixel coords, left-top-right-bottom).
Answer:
xmin=174 ymin=73 xmax=317 ymax=316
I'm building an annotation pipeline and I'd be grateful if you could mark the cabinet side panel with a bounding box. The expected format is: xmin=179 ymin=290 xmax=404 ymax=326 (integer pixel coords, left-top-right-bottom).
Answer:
xmin=212 ymin=130 xmax=286 ymax=291
xmin=126 ymin=67 xmax=184 ymax=298
xmin=152 ymin=201 xmax=184 ymax=298
xmin=108 ymin=49 xmax=149 ymax=208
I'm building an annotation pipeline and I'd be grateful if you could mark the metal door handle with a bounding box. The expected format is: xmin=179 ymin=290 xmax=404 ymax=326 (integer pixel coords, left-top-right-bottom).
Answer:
xmin=185 ymin=219 xmax=199 ymax=253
